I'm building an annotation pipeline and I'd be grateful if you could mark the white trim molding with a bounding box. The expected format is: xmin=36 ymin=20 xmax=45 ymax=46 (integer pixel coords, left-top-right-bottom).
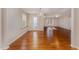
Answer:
xmin=0 ymin=9 xmax=2 ymax=49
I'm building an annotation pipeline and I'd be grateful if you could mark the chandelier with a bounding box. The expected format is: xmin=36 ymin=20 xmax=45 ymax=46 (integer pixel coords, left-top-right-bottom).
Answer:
xmin=39 ymin=8 xmax=43 ymax=16
xmin=39 ymin=8 xmax=46 ymax=17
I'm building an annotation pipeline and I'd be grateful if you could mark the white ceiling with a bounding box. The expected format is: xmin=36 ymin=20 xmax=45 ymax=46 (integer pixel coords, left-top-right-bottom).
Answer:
xmin=22 ymin=8 xmax=71 ymax=17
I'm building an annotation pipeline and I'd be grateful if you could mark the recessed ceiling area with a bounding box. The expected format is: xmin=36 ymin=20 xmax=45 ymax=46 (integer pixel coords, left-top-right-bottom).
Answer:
xmin=22 ymin=8 xmax=71 ymax=17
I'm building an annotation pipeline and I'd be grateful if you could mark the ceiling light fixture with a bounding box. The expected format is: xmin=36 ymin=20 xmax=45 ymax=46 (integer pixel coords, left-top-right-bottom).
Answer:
xmin=39 ymin=8 xmax=43 ymax=16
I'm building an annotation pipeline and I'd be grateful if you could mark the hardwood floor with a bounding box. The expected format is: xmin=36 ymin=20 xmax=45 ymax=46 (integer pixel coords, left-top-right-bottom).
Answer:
xmin=8 ymin=27 xmax=77 ymax=50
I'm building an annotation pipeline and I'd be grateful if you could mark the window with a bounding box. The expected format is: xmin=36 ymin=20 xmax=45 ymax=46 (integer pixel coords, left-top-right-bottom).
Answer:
xmin=33 ymin=16 xmax=38 ymax=28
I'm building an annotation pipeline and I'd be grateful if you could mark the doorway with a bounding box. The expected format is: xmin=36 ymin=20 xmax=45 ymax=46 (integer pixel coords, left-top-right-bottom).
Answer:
xmin=32 ymin=16 xmax=39 ymax=30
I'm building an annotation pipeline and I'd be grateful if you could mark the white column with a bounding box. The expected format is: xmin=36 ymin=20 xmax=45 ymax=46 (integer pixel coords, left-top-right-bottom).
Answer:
xmin=71 ymin=8 xmax=79 ymax=48
xmin=0 ymin=8 xmax=2 ymax=49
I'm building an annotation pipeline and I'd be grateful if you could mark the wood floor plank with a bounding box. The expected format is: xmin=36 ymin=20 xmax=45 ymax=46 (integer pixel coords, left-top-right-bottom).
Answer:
xmin=8 ymin=27 xmax=77 ymax=50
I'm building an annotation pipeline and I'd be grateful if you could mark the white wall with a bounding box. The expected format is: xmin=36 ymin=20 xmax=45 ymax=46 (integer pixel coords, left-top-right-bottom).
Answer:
xmin=2 ymin=8 xmax=28 ymax=49
xmin=71 ymin=8 xmax=79 ymax=48
xmin=56 ymin=16 xmax=71 ymax=30
xmin=44 ymin=16 xmax=71 ymax=30
xmin=54 ymin=18 xmax=59 ymax=26
xmin=45 ymin=17 xmax=55 ymax=26
xmin=0 ymin=8 xmax=2 ymax=49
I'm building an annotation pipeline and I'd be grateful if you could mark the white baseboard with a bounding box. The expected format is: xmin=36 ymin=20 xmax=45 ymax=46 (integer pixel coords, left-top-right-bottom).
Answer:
xmin=1 ymin=29 xmax=28 ymax=50
xmin=8 ymin=30 xmax=28 ymax=46
xmin=71 ymin=44 xmax=79 ymax=49
xmin=0 ymin=45 xmax=9 ymax=50
xmin=30 ymin=29 xmax=44 ymax=31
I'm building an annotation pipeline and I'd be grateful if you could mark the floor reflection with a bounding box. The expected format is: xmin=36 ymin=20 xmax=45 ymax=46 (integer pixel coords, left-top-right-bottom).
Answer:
xmin=21 ymin=39 xmax=27 ymax=49
xmin=32 ymin=32 xmax=38 ymax=48
xmin=46 ymin=27 xmax=53 ymax=39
